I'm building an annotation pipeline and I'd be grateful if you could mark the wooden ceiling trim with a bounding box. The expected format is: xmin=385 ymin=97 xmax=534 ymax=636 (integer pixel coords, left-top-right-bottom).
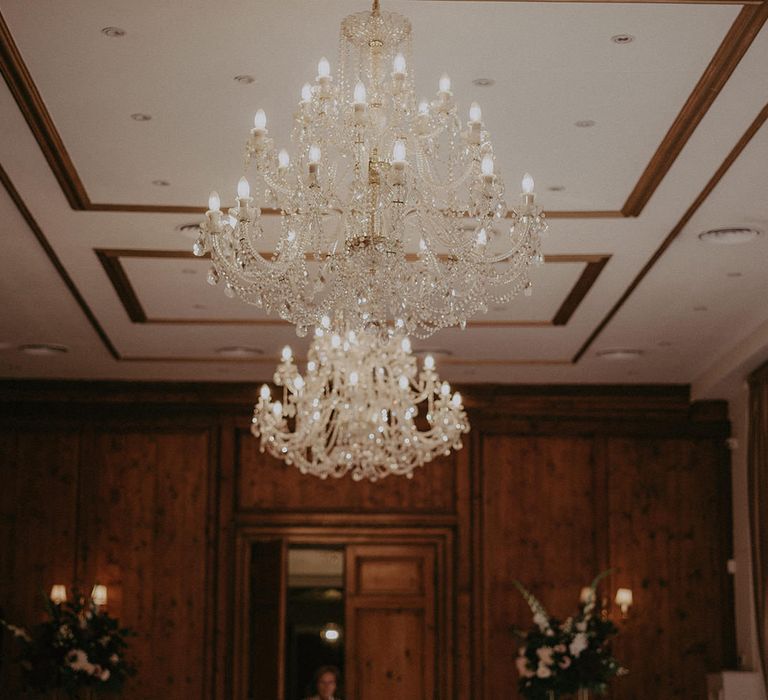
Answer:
xmin=573 ymin=100 xmax=768 ymax=363
xmin=1 ymin=4 xmax=761 ymax=220
xmin=95 ymin=248 xmax=610 ymax=329
xmin=0 ymin=162 xmax=119 ymax=359
xmin=621 ymin=2 xmax=768 ymax=216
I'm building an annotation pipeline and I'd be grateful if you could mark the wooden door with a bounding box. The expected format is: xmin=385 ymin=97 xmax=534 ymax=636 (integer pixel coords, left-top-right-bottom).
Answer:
xmin=240 ymin=539 xmax=286 ymax=700
xmin=344 ymin=544 xmax=437 ymax=700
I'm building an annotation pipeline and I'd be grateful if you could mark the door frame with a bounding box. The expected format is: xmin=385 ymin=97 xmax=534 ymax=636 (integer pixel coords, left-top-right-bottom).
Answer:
xmin=233 ymin=524 xmax=455 ymax=700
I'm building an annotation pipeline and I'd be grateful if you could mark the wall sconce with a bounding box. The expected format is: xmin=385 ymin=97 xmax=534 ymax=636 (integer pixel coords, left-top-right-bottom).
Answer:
xmin=615 ymin=587 xmax=633 ymax=618
xmin=91 ymin=584 xmax=108 ymax=608
xmin=50 ymin=584 xmax=67 ymax=605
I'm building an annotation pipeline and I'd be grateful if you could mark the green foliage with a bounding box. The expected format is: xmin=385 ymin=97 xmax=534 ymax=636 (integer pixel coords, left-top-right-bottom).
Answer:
xmin=1 ymin=592 xmax=136 ymax=696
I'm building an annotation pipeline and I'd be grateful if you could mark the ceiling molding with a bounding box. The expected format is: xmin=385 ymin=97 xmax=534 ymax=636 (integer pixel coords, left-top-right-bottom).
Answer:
xmin=95 ymin=248 xmax=610 ymax=329
xmin=621 ymin=2 xmax=768 ymax=216
xmin=573 ymin=100 xmax=768 ymax=363
xmin=0 ymin=162 xmax=118 ymax=358
xmin=1 ymin=4 xmax=765 ymax=219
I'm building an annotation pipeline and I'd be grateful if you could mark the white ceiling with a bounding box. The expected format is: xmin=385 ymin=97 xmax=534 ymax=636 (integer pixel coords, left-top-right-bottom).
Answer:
xmin=0 ymin=0 xmax=767 ymax=396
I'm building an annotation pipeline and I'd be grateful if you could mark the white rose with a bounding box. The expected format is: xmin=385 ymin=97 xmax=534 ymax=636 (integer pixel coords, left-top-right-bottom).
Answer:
xmin=569 ymin=632 xmax=589 ymax=658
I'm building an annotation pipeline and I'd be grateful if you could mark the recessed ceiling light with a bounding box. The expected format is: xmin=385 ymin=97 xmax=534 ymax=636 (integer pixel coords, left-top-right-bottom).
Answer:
xmin=101 ymin=26 xmax=126 ymax=38
xmin=216 ymin=346 xmax=263 ymax=358
xmin=575 ymin=120 xmax=596 ymax=128
xmin=234 ymin=74 xmax=256 ymax=84
xmin=131 ymin=113 xmax=152 ymax=122
xmin=611 ymin=34 xmax=635 ymax=44
xmin=548 ymin=185 xmax=565 ymax=192
xmin=596 ymin=348 xmax=643 ymax=361
xmin=698 ymin=227 xmax=761 ymax=245
xmin=472 ymin=78 xmax=495 ymax=87
xmin=727 ymin=271 xmax=743 ymax=278
xmin=152 ymin=179 xmax=171 ymax=187
xmin=20 ymin=343 xmax=69 ymax=356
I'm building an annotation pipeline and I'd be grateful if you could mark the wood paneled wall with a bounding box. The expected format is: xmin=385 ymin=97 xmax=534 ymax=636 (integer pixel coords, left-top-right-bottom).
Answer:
xmin=0 ymin=382 xmax=735 ymax=699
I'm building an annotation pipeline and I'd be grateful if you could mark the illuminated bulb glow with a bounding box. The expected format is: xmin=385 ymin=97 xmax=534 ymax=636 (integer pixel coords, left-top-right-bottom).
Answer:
xmin=50 ymin=585 xmax=67 ymax=605
xmin=208 ymin=191 xmax=220 ymax=211
xmin=91 ymin=585 xmax=108 ymax=607
xmin=318 ymin=57 xmax=331 ymax=79
xmin=331 ymin=334 xmax=341 ymax=348
xmin=260 ymin=385 xmax=271 ymax=400
xmin=237 ymin=176 xmax=250 ymax=199
xmin=253 ymin=109 xmax=267 ymax=130
xmin=393 ymin=53 xmax=406 ymax=75
xmin=481 ymin=155 xmax=494 ymax=177
xmin=301 ymin=82 xmax=312 ymax=102
xmin=272 ymin=401 xmax=283 ymax=418
xmin=418 ymin=100 xmax=429 ymax=115
xmin=353 ymin=81 xmax=367 ymax=105
xmin=440 ymin=381 xmax=451 ymax=396
xmin=287 ymin=230 xmax=296 ymax=243
xmin=424 ymin=355 xmax=435 ymax=370
xmin=294 ymin=375 xmax=305 ymax=390
xmin=439 ymin=73 xmax=451 ymax=93
xmin=281 ymin=345 xmax=293 ymax=362
xmin=398 ymin=375 xmax=409 ymax=390
xmin=278 ymin=149 xmax=290 ymax=169
xmin=320 ymin=315 xmax=331 ymax=329
xmin=476 ymin=228 xmax=488 ymax=245
xmin=349 ymin=371 xmax=359 ymax=385
xmin=522 ymin=172 xmax=535 ymax=194
xmin=308 ymin=145 xmax=321 ymax=164
xmin=451 ymin=391 xmax=462 ymax=407
xmin=392 ymin=139 xmax=407 ymax=164
xmin=401 ymin=337 xmax=412 ymax=353
xmin=469 ymin=102 xmax=482 ymax=123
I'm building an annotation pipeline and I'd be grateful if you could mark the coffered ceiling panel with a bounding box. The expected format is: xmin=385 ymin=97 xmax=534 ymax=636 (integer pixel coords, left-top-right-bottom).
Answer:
xmin=0 ymin=0 xmax=767 ymax=392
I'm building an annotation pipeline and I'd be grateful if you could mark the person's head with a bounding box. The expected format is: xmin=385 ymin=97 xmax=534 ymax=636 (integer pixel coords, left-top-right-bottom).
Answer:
xmin=313 ymin=665 xmax=340 ymax=700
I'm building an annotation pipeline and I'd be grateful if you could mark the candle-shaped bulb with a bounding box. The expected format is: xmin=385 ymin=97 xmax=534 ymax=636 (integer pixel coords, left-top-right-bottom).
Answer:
xmin=580 ymin=587 xmax=592 ymax=603
xmin=308 ymin=145 xmax=321 ymax=164
xmin=208 ymin=191 xmax=220 ymax=211
xmin=451 ymin=391 xmax=462 ymax=407
xmin=349 ymin=371 xmax=359 ymax=386
xmin=393 ymin=53 xmax=406 ymax=75
xmin=91 ymin=584 xmax=108 ymax=607
xmin=439 ymin=73 xmax=451 ymax=93
xmin=50 ymin=584 xmax=67 ymax=605
xmin=293 ymin=375 xmax=305 ymax=391
xmin=424 ymin=354 xmax=435 ymax=370
xmin=253 ymin=109 xmax=267 ymax=130
xmin=440 ymin=381 xmax=451 ymax=396
xmin=398 ymin=375 xmax=409 ymax=390
xmin=522 ymin=172 xmax=535 ymax=194
xmin=320 ymin=314 xmax=331 ymax=329
xmin=353 ymin=81 xmax=367 ymax=105
xmin=272 ymin=401 xmax=283 ymax=418
xmin=418 ymin=100 xmax=429 ymax=115
xmin=260 ymin=384 xmax=271 ymax=400
xmin=476 ymin=227 xmax=488 ymax=245
xmin=469 ymin=102 xmax=482 ymax=123
xmin=318 ymin=57 xmax=331 ymax=79
xmin=401 ymin=337 xmax=412 ymax=353
xmin=392 ymin=139 xmax=407 ymax=164
xmin=237 ymin=176 xmax=250 ymax=199
xmin=281 ymin=345 xmax=292 ymax=362
xmin=481 ymin=154 xmax=494 ymax=177
xmin=331 ymin=333 xmax=341 ymax=349
xmin=301 ymin=82 xmax=313 ymax=102
xmin=278 ymin=149 xmax=290 ymax=169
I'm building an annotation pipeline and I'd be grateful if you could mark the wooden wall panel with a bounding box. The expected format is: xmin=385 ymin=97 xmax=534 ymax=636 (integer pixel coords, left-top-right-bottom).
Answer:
xmin=77 ymin=430 xmax=211 ymax=700
xmin=0 ymin=431 xmax=80 ymax=693
xmin=237 ymin=429 xmax=457 ymax=514
xmin=605 ymin=437 xmax=733 ymax=700
xmin=481 ymin=435 xmax=602 ymax=700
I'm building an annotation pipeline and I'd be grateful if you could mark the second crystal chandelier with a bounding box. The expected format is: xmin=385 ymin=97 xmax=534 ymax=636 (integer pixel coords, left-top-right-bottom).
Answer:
xmin=195 ymin=0 xmax=547 ymax=338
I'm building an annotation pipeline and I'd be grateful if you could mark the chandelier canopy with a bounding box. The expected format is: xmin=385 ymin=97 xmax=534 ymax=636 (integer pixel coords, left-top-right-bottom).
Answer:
xmin=195 ymin=0 xmax=547 ymax=338
xmin=252 ymin=323 xmax=469 ymax=481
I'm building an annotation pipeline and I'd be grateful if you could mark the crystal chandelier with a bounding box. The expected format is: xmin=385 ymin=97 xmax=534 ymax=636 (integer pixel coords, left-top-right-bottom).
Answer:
xmin=195 ymin=0 xmax=547 ymax=338
xmin=251 ymin=322 xmax=469 ymax=481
